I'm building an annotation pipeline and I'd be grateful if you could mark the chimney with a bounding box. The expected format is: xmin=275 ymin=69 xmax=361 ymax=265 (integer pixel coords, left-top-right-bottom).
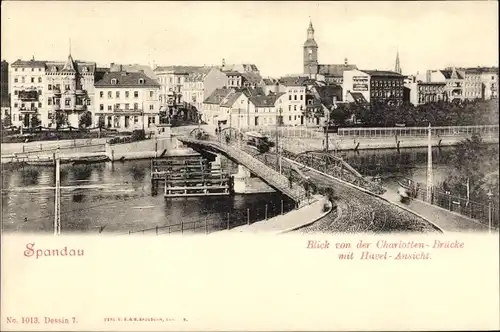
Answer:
xmin=344 ymin=58 xmax=348 ymax=65
xmin=222 ymin=58 xmax=226 ymax=67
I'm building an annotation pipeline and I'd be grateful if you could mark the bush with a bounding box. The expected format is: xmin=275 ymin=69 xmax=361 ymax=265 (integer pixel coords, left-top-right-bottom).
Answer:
xmin=131 ymin=129 xmax=146 ymax=141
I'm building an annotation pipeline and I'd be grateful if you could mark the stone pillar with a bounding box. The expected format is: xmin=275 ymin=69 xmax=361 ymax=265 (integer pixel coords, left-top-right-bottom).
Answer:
xmin=233 ymin=164 xmax=250 ymax=194
xmin=211 ymin=154 xmax=222 ymax=169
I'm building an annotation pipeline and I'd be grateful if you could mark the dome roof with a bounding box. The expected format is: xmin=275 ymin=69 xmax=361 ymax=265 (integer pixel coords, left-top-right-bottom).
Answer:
xmin=303 ymin=39 xmax=318 ymax=48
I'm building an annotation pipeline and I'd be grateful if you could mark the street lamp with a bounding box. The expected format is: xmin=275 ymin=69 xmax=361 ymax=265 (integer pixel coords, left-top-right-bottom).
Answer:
xmin=487 ymin=190 xmax=493 ymax=234
xmin=275 ymin=107 xmax=283 ymax=172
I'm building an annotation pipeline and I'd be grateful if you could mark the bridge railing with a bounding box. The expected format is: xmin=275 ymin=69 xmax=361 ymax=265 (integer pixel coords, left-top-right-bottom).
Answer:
xmin=126 ymin=198 xmax=304 ymax=235
xmin=411 ymin=182 xmax=499 ymax=230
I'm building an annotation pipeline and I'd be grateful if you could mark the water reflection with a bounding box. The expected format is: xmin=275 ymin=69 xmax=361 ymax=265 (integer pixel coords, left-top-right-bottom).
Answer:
xmin=2 ymin=159 xmax=294 ymax=234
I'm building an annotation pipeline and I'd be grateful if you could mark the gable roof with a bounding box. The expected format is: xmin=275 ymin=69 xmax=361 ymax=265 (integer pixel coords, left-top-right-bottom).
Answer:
xmin=204 ymin=88 xmax=233 ymax=104
xmin=94 ymin=71 xmax=160 ymax=88
xmin=11 ymin=59 xmax=47 ymax=68
xmin=278 ymin=76 xmax=310 ymax=86
xmin=242 ymin=72 xmax=262 ymax=84
xmin=439 ymin=70 xmax=464 ymax=80
xmin=220 ymin=91 xmax=243 ymax=107
xmin=361 ymin=70 xmax=404 ymax=77
xmin=115 ymin=64 xmax=157 ymax=80
xmin=319 ymin=64 xmax=358 ymax=77
xmin=249 ymin=93 xmax=284 ymax=107
xmin=314 ymin=85 xmax=342 ymax=107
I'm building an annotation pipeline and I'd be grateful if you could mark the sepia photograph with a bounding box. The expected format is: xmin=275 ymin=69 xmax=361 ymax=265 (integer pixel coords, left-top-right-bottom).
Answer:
xmin=1 ymin=1 xmax=499 ymax=330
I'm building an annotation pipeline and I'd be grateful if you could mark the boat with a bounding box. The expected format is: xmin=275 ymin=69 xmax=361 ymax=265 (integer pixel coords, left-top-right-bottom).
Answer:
xmin=72 ymin=155 xmax=109 ymax=165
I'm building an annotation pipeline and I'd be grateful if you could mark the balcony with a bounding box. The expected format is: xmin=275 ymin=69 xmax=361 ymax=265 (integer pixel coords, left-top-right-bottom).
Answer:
xmin=19 ymin=107 xmax=38 ymax=113
xmin=113 ymin=107 xmax=144 ymax=114
xmin=75 ymin=104 xmax=87 ymax=111
xmin=52 ymin=88 xmax=61 ymax=96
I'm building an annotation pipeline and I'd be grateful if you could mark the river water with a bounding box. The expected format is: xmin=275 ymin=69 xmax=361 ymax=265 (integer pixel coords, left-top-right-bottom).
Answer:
xmin=2 ymin=145 xmax=496 ymax=234
xmin=1 ymin=158 xmax=295 ymax=234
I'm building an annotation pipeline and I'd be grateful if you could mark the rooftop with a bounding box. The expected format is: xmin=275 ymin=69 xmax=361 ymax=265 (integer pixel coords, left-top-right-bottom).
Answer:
xmin=361 ymin=70 xmax=404 ymax=77
xmin=319 ymin=64 xmax=358 ymax=77
xmin=94 ymin=71 xmax=160 ymax=88
xmin=204 ymin=88 xmax=234 ymax=104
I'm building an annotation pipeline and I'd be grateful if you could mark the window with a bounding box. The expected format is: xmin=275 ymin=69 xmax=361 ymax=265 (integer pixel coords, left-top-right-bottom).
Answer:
xmin=289 ymin=116 xmax=291 ymax=121
xmin=21 ymin=77 xmax=25 ymax=83
xmin=14 ymin=68 xmax=17 ymax=72
xmin=288 ymin=105 xmax=291 ymax=111
xmin=38 ymin=102 xmax=42 ymax=108
xmin=134 ymin=91 xmax=138 ymax=98
xmin=48 ymin=84 xmax=52 ymax=90
xmin=65 ymin=84 xmax=70 ymax=91
xmin=125 ymin=103 xmax=130 ymax=110
xmin=111 ymin=78 xmax=117 ymax=84
xmin=134 ymin=103 xmax=138 ymax=110
xmin=14 ymin=103 xmax=18 ymax=108
xmin=289 ymin=95 xmax=291 ymax=100
xmin=149 ymin=105 xmax=154 ymax=110
xmin=107 ymin=105 xmax=112 ymax=111
xmin=65 ymin=98 xmax=70 ymax=106
xmin=38 ymin=77 xmax=42 ymax=83
xmin=38 ymin=90 xmax=42 ymax=96
xmin=100 ymin=104 xmax=104 ymax=111
xmin=14 ymin=78 xmax=18 ymax=83
xmin=108 ymin=91 xmax=112 ymax=98
xmin=116 ymin=91 xmax=120 ymax=98
xmin=134 ymin=116 xmax=139 ymax=123
xmin=115 ymin=103 xmax=120 ymax=110
xmin=294 ymin=105 xmax=297 ymax=111
xmin=300 ymin=95 xmax=303 ymax=100
xmin=149 ymin=91 xmax=154 ymax=98
xmin=100 ymin=91 xmax=104 ymax=98
xmin=294 ymin=95 xmax=297 ymax=100
xmin=125 ymin=91 xmax=129 ymax=98
xmin=14 ymin=90 xmax=18 ymax=95
xmin=138 ymin=78 xmax=145 ymax=84
xmin=31 ymin=68 xmax=34 ymax=72
xmin=86 ymin=99 xmax=91 ymax=106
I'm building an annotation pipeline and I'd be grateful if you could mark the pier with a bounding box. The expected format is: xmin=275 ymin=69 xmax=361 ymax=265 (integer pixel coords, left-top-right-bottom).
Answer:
xmin=151 ymin=155 xmax=233 ymax=198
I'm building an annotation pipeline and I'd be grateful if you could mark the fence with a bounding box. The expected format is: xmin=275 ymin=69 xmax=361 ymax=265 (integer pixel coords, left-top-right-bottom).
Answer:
xmin=412 ymin=183 xmax=499 ymax=230
xmin=127 ymin=198 xmax=303 ymax=235
xmin=337 ymin=125 xmax=499 ymax=138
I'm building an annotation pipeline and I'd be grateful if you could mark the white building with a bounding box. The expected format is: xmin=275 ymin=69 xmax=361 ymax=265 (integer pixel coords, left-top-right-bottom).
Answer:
xmin=93 ymin=71 xmax=160 ymax=132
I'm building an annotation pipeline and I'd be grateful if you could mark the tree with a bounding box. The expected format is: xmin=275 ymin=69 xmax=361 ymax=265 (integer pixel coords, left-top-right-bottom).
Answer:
xmin=442 ymin=134 xmax=499 ymax=203
xmin=31 ymin=115 xmax=41 ymax=128
xmin=55 ymin=111 xmax=68 ymax=130
xmin=79 ymin=111 xmax=92 ymax=129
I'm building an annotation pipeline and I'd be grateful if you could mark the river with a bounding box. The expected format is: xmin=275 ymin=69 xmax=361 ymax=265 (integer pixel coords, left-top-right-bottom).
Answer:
xmin=1 ymin=158 xmax=295 ymax=234
xmin=2 ymin=145 xmax=497 ymax=234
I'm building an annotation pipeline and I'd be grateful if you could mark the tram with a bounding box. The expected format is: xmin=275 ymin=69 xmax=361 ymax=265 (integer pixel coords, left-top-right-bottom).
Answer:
xmin=245 ymin=131 xmax=272 ymax=153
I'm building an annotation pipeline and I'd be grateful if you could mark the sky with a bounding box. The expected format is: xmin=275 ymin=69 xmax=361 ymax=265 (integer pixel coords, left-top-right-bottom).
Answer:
xmin=1 ymin=1 xmax=498 ymax=77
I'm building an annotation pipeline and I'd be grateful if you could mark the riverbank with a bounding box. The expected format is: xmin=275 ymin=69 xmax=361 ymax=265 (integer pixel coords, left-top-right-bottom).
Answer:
xmin=281 ymin=134 xmax=499 ymax=154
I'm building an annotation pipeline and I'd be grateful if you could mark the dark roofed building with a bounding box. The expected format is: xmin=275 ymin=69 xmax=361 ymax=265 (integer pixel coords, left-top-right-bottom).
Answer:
xmin=204 ymin=88 xmax=233 ymax=105
xmin=11 ymin=58 xmax=48 ymax=68
xmin=94 ymin=71 xmax=160 ymax=88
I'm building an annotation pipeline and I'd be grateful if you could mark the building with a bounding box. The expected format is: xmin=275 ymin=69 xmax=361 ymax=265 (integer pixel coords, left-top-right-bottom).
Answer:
xmin=44 ymin=55 xmax=96 ymax=128
xmin=93 ymin=71 xmax=160 ymax=132
xmin=110 ymin=63 xmax=157 ymax=80
xmin=181 ymin=67 xmax=227 ymax=120
xmin=220 ymin=62 xmax=260 ymax=75
xmin=424 ymin=68 xmax=464 ymax=102
xmin=1 ymin=60 xmax=9 ymax=123
xmin=457 ymin=67 xmax=498 ymax=100
xmin=10 ymin=53 xmax=96 ymax=129
xmin=343 ymin=69 xmax=405 ymax=105
xmin=201 ymin=88 xmax=233 ymax=125
xmin=405 ymin=82 xmax=446 ymax=105
xmin=303 ymin=21 xmax=357 ymax=84
xmin=10 ymin=57 xmax=48 ymax=128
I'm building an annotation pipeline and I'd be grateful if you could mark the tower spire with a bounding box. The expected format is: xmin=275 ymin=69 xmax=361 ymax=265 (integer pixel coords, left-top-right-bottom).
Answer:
xmin=69 ymin=38 xmax=72 ymax=56
xmin=395 ymin=48 xmax=401 ymax=74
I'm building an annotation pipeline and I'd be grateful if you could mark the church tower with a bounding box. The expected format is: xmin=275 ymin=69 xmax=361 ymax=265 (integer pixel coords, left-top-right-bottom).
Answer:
xmin=303 ymin=20 xmax=319 ymax=76
xmin=394 ymin=49 xmax=402 ymax=74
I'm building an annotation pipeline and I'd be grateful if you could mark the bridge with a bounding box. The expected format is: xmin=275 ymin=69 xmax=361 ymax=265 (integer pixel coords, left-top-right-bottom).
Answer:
xmin=177 ymin=136 xmax=309 ymax=206
xmin=177 ymin=134 xmax=444 ymax=233
xmin=178 ymin=128 xmax=493 ymax=233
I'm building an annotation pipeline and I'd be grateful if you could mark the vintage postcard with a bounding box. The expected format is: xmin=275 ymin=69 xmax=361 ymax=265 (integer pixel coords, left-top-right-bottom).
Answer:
xmin=1 ymin=1 xmax=499 ymax=331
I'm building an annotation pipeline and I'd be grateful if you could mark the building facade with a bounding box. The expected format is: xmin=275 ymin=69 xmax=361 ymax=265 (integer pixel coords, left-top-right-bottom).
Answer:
xmin=425 ymin=68 xmax=464 ymax=102
xmin=405 ymin=82 xmax=446 ymax=105
xmin=343 ymin=69 xmax=404 ymax=105
xmin=93 ymin=71 xmax=160 ymax=132
xmin=1 ymin=60 xmax=9 ymax=123
xmin=10 ymin=58 xmax=47 ymax=128
xmin=44 ymin=55 xmax=95 ymax=128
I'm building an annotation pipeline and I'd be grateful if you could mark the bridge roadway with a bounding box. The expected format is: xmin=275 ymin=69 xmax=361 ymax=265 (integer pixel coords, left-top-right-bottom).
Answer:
xmin=178 ymin=136 xmax=440 ymax=233
xmin=177 ymin=137 xmax=307 ymax=204
xmin=246 ymin=149 xmax=440 ymax=233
